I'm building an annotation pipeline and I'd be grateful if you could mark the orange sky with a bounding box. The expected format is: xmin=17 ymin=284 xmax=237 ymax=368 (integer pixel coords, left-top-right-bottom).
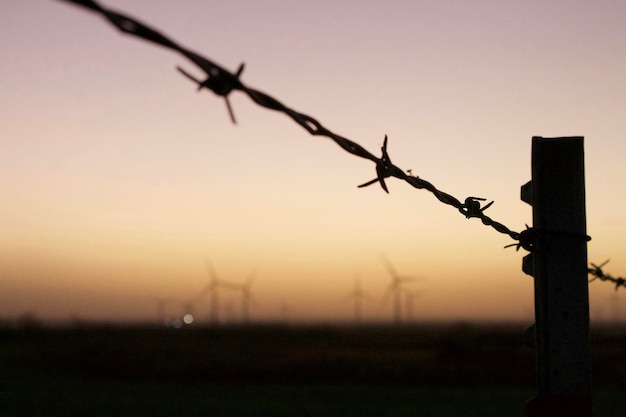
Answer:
xmin=1 ymin=1 xmax=625 ymax=325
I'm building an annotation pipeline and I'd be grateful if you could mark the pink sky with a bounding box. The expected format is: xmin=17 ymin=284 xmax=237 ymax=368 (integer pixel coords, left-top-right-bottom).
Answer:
xmin=0 ymin=0 xmax=625 ymax=324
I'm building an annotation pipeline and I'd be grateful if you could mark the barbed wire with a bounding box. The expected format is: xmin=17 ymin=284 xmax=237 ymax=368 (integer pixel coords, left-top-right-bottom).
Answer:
xmin=57 ymin=0 xmax=523 ymax=248
xmin=588 ymin=260 xmax=625 ymax=291
xmin=55 ymin=2 xmax=626 ymax=298
xmin=55 ymin=1 xmax=626 ymax=286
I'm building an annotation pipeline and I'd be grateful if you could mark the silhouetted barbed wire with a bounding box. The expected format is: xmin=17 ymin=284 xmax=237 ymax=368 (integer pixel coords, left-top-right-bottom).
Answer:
xmin=588 ymin=260 xmax=626 ymax=291
xmin=57 ymin=0 xmax=568 ymax=250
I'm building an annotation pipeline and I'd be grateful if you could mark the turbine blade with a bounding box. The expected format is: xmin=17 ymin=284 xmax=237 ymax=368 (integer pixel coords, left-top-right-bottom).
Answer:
xmin=204 ymin=259 xmax=219 ymax=284
xmin=380 ymin=255 xmax=399 ymax=279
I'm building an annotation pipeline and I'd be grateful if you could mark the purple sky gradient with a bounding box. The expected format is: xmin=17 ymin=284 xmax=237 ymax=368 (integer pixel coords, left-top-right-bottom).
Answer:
xmin=0 ymin=1 xmax=624 ymax=324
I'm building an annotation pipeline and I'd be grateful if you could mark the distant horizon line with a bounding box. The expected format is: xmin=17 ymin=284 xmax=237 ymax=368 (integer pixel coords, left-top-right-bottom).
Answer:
xmin=4 ymin=315 xmax=625 ymax=331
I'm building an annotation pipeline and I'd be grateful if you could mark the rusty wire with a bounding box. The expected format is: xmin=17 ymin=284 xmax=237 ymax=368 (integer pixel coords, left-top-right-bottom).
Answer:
xmin=588 ymin=260 xmax=625 ymax=291
xmin=58 ymin=0 xmax=526 ymax=247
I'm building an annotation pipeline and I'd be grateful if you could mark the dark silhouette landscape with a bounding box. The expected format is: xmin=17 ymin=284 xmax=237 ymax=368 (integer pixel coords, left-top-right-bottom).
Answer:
xmin=2 ymin=321 xmax=625 ymax=416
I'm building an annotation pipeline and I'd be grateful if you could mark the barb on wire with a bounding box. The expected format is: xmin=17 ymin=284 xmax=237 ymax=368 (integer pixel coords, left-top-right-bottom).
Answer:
xmin=176 ymin=63 xmax=245 ymax=124
xmin=56 ymin=0 xmax=524 ymax=248
xmin=460 ymin=197 xmax=494 ymax=219
xmin=504 ymin=225 xmax=538 ymax=253
xmin=588 ymin=260 xmax=626 ymax=290
xmin=357 ymin=135 xmax=405 ymax=193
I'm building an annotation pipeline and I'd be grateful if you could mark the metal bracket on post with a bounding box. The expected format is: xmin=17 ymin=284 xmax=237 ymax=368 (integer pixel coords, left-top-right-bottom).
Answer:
xmin=522 ymin=137 xmax=592 ymax=417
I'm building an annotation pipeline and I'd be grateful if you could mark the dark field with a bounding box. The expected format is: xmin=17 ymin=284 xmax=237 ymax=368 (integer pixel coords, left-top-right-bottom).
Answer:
xmin=1 ymin=322 xmax=625 ymax=416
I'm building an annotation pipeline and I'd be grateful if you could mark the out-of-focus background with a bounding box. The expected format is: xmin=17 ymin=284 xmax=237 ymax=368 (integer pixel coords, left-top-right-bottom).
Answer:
xmin=1 ymin=0 xmax=624 ymax=326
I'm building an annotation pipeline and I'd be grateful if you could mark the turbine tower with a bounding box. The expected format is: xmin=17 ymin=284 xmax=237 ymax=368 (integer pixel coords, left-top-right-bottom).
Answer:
xmin=204 ymin=259 xmax=240 ymax=325
xmin=347 ymin=275 xmax=370 ymax=324
xmin=403 ymin=289 xmax=424 ymax=322
xmin=381 ymin=255 xmax=420 ymax=324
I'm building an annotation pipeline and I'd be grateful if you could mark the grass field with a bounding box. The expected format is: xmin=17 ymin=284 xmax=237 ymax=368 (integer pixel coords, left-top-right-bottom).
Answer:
xmin=1 ymin=322 xmax=624 ymax=416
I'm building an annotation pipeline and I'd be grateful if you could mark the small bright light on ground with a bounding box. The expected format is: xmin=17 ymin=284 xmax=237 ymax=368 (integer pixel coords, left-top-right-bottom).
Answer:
xmin=183 ymin=314 xmax=194 ymax=324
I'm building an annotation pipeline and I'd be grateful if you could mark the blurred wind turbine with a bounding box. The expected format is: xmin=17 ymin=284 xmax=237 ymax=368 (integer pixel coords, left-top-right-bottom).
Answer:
xmin=347 ymin=275 xmax=371 ymax=324
xmin=204 ymin=259 xmax=240 ymax=325
xmin=380 ymin=255 xmax=421 ymax=324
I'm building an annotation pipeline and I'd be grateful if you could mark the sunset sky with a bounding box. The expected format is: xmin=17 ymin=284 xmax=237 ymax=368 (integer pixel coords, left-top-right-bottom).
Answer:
xmin=1 ymin=0 xmax=625 ymax=324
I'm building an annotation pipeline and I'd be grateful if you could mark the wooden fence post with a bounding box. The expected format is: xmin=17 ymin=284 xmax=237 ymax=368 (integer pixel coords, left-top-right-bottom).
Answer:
xmin=522 ymin=136 xmax=592 ymax=417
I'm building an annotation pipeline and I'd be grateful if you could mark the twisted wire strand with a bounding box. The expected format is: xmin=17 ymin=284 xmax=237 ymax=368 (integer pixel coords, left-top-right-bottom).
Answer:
xmin=588 ymin=260 xmax=625 ymax=291
xmin=58 ymin=0 xmax=523 ymax=245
